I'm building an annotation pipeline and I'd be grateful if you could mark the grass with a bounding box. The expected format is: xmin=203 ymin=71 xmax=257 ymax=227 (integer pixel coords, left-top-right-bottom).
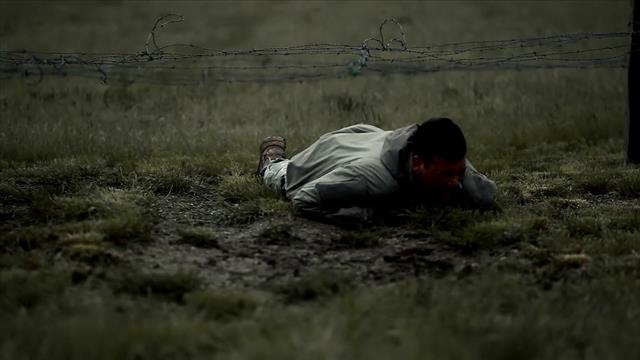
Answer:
xmin=110 ymin=270 xmax=203 ymax=303
xmin=435 ymin=221 xmax=526 ymax=253
xmin=185 ymin=290 xmax=260 ymax=321
xmin=1 ymin=0 xmax=639 ymax=359
xmin=330 ymin=231 xmax=382 ymax=249
xmin=0 ymin=269 xmax=70 ymax=311
xmin=272 ymin=271 xmax=355 ymax=304
xmin=257 ymin=223 xmax=301 ymax=246
xmin=177 ymin=226 xmax=221 ymax=249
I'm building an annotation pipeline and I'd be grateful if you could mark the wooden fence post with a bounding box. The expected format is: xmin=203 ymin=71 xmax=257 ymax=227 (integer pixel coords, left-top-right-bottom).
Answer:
xmin=627 ymin=0 xmax=639 ymax=164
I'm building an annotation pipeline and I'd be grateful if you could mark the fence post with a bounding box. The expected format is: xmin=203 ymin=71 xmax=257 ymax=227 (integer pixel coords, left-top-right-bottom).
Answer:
xmin=627 ymin=0 xmax=639 ymax=164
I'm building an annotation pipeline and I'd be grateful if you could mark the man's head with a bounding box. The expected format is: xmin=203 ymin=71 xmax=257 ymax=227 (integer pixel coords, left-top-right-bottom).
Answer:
xmin=410 ymin=117 xmax=467 ymax=193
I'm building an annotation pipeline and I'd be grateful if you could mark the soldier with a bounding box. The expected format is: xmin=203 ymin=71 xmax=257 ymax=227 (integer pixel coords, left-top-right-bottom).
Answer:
xmin=257 ymin=117 xmax=496 ymax=225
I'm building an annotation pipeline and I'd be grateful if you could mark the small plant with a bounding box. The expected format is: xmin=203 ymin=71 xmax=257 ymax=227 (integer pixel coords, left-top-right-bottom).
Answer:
xmin=147 ymin=170 xmax=196 ymax=195
xmin=98 ymin=211 xmax=155 ymax=245
xmin=0 ymin=269 xmax=69 ymax=310
xmin=608 ymin=210 xmax=640 ymax=231
xmin=576 ymin=172 xmax=613 ymax=195
xmin=111 ymin=270 xmax=203 ymax=303
xmin=257 ymin=224 xmax=300 ymax=246
xmin=59 ymin=231 xmax=105 ymax=246
xmin=616 ymin=172 xmax=640 ymax=198
xmin=185 ymin=290 xmax=259 ymax=321
xmin=329 ymin=231 xmax=381 ymax=250
xmin=565 ymin=216 xmax=603 ymax=237
xmin=220 ymin=201 xmax=266 ymax=225
xmin=273 ymin=271 xmax=354 ymax=303
xmin=436 ymin=218 xmax=547 ymax=253
xmin=217 ymin=169 xmax=275 ymax=203
xmin=0 ymin=226 xmax=57 ymax=251
xmin=409 ymin=207 xmax=492 ymax=232
xmin=64 ymin=243 xmax=117 ymax=266
xmin=177 ymin=226 xmax=220 ymax=249
xmin=220 ymin=198 xmax=291 ymax=225
xmin=323 ymin=92 xmax=368 ymax=113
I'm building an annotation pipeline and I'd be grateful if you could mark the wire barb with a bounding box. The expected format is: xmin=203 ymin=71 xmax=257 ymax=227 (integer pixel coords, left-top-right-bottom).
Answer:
xmin=0 ymin=15 xmax=634 ymax=85
xmin=378 ymin=18 xmax=407 ymax=50
xmin=144 ymin=14 xmax=185 ymax=59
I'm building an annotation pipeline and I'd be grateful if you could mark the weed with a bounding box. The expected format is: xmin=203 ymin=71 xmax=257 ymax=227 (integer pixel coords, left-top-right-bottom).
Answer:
xmin=0 ymin=269 xmax=69 ymax=311
xmin=96 ymin=212 xmax=155 ymax=244
xmin=575 ymin=170 xmax=640 ymax=198
xmin=0 ymin=301 xmax=221 ymax=360
xmin=219 ymin=201 xmax=266 ymax=225
xmin=59 ymin=231 xmax=105 ymax=246
xmin=323 ymin=91 xmax=368 ymax=113
xmin=565 ymin=216 xmax=603 ymax=237
xmin=409 ymin=207 xmax=493 ymax=231
xmin=185 ymin=290 xmax=259 ymax=321
xmin=31 ymin=188 xmax=148 ymax=222
xmin=592 ymin=231 xmax=640 ymax=256
xmin=607 ymin=209 xmax=640 ymax=231
xmin=0 ymin=251 xmax=47 ymax=270
xmin=219 ymin=198 xmax=291 ymax=225
xmin=177 ymin=226 xmax=220 ymax=249
xmin=146 ymin=170 xmax=197 ymax=195
xmin=257 ymin=224 xmax=300 ymax=246
xmin=330 ymin=231 xmax=381 ymax=249
xmin=437 ymin=217 xmax=547 ymax=252
xmin=616 ymin=172 xmax=640 ymax=198
xmin=111 ymin=270 xmax=203 ymax=302
xmin=1 ymin=226 xmax=57 ymax=250
xmin=273 ymin=271 xmax=354 ymax=303
xmin=64 ymin=243 xmax=117 ymax=266
xmin=218 ymin=170 xmax=275 ymax=203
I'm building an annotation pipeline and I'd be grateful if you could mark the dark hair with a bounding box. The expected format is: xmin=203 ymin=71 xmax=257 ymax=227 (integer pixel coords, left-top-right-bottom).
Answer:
xmin=411 ymin=117 xmax=467 ymax=161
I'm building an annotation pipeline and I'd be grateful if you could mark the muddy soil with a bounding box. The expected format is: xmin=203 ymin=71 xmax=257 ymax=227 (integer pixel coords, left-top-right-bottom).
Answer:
xmin=118 ymin=191 xmax=495 ymax=289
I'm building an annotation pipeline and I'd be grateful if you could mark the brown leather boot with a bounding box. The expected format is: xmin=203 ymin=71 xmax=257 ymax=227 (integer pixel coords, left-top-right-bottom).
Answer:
xmin=256 ymin=136 xmax=287 ymax=177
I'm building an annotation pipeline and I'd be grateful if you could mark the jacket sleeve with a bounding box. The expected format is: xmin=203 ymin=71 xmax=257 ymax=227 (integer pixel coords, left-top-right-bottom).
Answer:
xmin=290 ymin=165 xmax=375 ymax=226
xmin=462 ymin=160 xmax=497 ymax=208
xmin=320 ymin=123 xmax=383 ymax=137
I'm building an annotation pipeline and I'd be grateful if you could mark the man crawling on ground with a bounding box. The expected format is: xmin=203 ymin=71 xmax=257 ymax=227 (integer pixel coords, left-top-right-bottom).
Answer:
xmin=256 ymin=117 xmax=497 ymax=226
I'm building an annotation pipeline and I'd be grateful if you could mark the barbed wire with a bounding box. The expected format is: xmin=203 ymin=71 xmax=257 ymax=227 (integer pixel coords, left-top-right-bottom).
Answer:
xmin=0 ymin=16 xmax=635 ymax=85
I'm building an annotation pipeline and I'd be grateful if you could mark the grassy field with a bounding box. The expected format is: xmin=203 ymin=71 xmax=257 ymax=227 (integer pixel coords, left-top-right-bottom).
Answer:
xmin=1 ymin=1 xmax=640 ymax=359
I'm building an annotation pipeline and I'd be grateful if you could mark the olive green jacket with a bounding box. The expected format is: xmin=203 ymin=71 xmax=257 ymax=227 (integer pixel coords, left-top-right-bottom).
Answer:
xmin=285 ymin=124 xmax=496 ymax=224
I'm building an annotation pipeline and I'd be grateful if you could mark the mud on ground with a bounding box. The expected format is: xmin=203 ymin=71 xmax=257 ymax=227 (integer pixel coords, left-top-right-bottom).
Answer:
xmin=112 ymin=189 xmax=489 ymax=290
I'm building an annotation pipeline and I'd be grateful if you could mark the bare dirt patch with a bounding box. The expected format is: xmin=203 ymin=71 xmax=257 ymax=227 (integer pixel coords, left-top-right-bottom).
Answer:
xmin=117 ymin=190 xmax=490 ymax=290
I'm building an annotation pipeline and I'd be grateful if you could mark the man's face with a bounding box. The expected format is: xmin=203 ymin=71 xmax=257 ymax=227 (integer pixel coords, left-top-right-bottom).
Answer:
xmin=411 ymin=155 xmax=466 ymax=192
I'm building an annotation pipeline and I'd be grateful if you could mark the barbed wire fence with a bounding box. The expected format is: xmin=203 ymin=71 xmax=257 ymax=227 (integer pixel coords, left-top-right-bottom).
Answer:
xmin=0 ymin=15 xmax=637 ymax=85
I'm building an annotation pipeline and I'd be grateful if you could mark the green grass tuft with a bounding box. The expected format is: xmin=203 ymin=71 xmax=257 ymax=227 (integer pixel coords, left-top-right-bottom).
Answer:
xmin=31 ymin=188 xmax=149 ymax=222
xmin=177 ymin=226 xmax=220 ymax=249
xmin=437 ymin=217 xmax=547 ymax=252
xmin=257 ymin=224 xmax=300 ymax=246
xmin=111 ymin=270 xmax=203 ymax=302
xmin=218 ymin=170 xmax=274 ymax=204
xmin=185 ymin=290 xmax=259 ymax=321
xmin=64 ymin=243 xmax=117 ymax=266
xmin=330 ymin=231 xmax=382 ymax=249
xmin=1 ymin=227 xmax=56 ymax=250
xmin=575 ymin=170 xmax=640 ymax=198
xmin=219 ymin=198 xmax=292 ymax=225
xmin=0 ymin=269 xmax=70 ymax=311
xmin=273 ymin=271 xmax=354 ymax=303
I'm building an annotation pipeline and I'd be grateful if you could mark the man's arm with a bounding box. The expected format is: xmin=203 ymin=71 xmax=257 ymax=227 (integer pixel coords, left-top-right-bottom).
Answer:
xmin=290 ymin=165 xmax=375 ymax=226
xmin=462 ymin=160 xmax=497 ymax=208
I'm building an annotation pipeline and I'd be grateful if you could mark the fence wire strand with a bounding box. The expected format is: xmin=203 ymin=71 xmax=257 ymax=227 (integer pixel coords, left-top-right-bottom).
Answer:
xmin=0 ymin=17 xmax=636 ymax=85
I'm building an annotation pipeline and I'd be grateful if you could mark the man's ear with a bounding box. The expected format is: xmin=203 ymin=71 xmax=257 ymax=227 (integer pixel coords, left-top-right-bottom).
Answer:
xmin=411 ymin=155 xmax=425 ymax=173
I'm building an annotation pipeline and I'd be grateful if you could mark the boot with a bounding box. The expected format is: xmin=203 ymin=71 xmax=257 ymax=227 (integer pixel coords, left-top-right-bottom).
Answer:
xmin=256 ymin=136 xmax=287 ymax=177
